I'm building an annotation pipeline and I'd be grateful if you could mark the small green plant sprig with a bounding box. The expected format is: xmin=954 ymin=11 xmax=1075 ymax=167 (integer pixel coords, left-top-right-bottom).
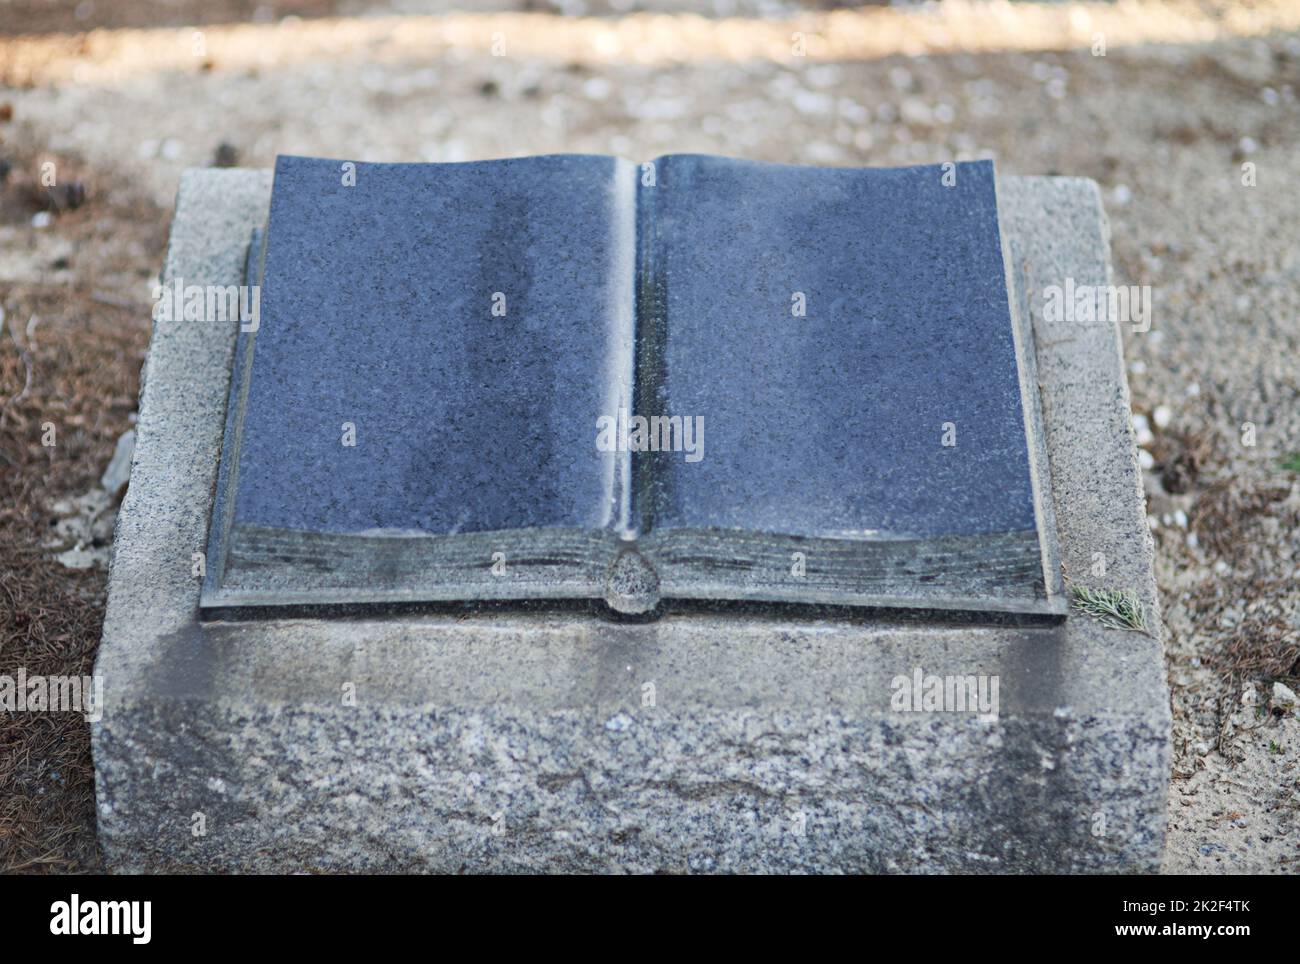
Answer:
xmin=1069 ymin=585 xmax=1147 ymax=632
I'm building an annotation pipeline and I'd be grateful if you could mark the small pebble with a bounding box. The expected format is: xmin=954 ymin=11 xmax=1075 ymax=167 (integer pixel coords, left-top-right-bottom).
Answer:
xmin=1132 ymin=413 xmax=1154 ymax=446
xmin=1153 ymin=404 xmax=1173 ymax=429
xmin=582 ymin=77 xmax=611 ymax=101
xmin=793 ymin=90 xmax=833 ymax=116
xmin=212 ymin=141 xmax=240 ymax=167
xmin=46 ymin=181 xmax=86 ymax=212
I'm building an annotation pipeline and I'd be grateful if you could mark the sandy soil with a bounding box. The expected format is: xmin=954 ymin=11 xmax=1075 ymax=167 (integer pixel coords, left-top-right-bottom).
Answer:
xmin=0 ymin=0 xmax=1296 ymax=872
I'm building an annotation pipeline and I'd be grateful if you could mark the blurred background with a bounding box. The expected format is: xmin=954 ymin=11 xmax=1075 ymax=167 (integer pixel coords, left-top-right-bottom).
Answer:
xmin=1 ymin=0 xmax=1297 ymax=873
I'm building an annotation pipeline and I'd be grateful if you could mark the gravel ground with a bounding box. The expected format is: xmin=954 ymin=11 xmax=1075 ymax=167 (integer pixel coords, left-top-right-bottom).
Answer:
xmin=1 ymin=0 xmax=1297 ymax=872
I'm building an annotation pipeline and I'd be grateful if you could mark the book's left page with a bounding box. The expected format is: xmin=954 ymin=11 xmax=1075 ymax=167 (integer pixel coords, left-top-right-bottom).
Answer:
xmin=202 ymin=154 xmax=638 ymax=613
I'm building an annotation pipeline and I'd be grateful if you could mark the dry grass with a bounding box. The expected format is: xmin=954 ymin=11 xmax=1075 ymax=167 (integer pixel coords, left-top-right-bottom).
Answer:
xmin=1217 ymin=610 xmax=1300 ymax=685
xmin=1149 ymin=417 xmax=1222 ymax=497
xmin=1198 ymin=573 xmax=1300 ymax=687
xmin=1190 ymin=477 xmax=1293 ymax=562
xmin=0 ymin=133 xmax=164 ymax=872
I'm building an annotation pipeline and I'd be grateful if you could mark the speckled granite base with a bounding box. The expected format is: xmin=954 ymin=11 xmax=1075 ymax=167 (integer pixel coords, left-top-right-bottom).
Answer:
xmin=93 ymin=169 xmax=1170 ymax=873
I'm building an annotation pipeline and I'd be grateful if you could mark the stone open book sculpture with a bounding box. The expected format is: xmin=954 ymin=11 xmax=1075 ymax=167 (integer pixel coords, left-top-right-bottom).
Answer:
xmin=200 ymin=153 xmax=1065 ymax=619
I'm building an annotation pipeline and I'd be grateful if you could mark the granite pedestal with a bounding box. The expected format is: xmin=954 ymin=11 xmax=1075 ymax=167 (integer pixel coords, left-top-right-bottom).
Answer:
xmin=92 ymin=169 xmax=1170 ymax=873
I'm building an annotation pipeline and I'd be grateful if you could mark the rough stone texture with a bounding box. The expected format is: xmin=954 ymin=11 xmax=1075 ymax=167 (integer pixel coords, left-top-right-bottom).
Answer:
xmin=94 ymin=169 xmax=1170 ymax=873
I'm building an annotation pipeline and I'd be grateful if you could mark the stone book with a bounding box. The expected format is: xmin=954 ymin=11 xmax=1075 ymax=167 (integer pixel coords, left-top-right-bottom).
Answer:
xmin=200 ymin=153 xmax=1065 ymax=619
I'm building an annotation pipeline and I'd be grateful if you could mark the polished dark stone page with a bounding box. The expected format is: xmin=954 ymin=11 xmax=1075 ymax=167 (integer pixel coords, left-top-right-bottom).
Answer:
xmin=640 ymin=156 xmax=1038 ymax=543
xmin=229 ymin=155 xmax=635 ymax=539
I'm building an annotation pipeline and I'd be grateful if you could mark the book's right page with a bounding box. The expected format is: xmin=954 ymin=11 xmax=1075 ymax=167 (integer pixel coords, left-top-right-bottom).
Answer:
xmin=636 ymin=155 xmax=1063 ymax=618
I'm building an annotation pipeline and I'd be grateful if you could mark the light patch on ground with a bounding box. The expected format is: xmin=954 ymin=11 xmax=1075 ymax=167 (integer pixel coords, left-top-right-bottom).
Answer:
xmin=1165 ymin=685 xmax=1300 ymax=872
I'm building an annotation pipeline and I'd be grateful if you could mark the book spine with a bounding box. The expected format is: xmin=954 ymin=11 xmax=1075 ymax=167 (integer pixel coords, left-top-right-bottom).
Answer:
xmin=632 ymin=165 xmax=669 ymax=537
xmin=603 ymin=160 xmax=639 ymax=541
